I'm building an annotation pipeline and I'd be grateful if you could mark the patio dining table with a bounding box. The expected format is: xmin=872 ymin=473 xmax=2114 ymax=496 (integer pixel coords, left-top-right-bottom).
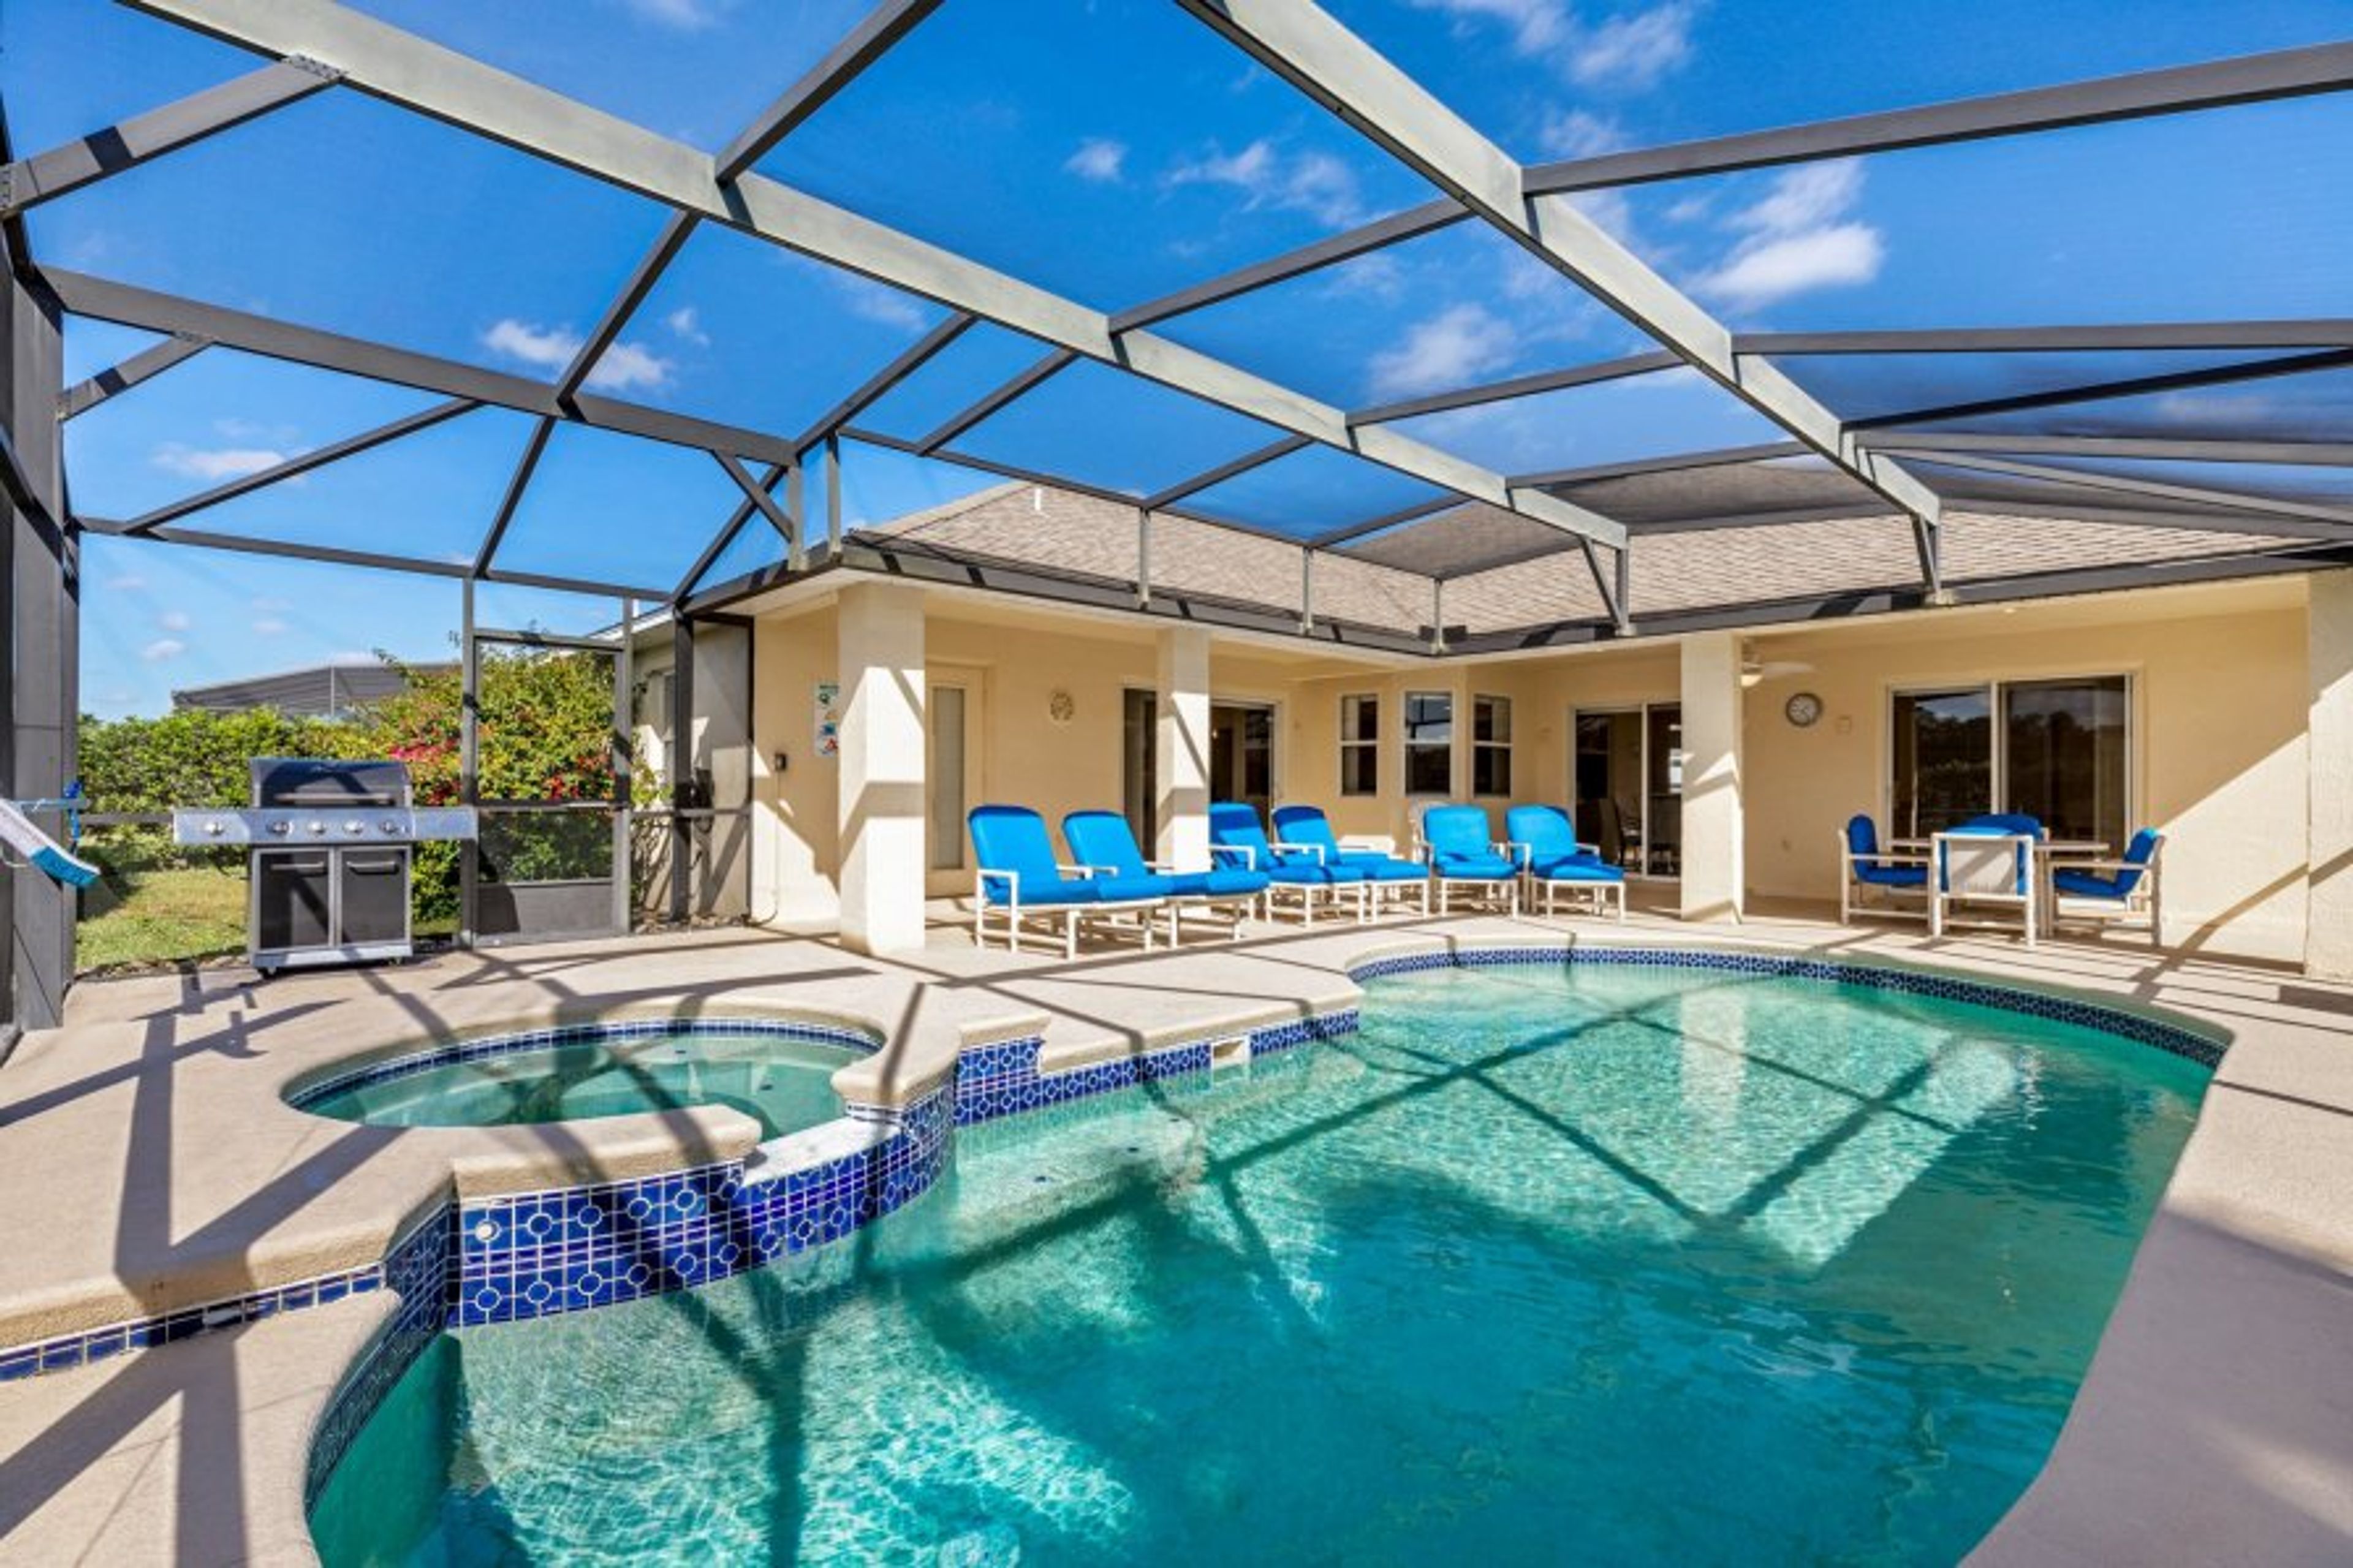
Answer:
xmin=1894 ymin=836 xmax=2109 ymax=936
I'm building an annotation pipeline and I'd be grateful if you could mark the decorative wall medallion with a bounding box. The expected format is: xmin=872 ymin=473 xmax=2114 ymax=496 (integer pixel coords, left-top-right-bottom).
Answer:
xmin=1048 ymin=688 xmax=1076 ymax=725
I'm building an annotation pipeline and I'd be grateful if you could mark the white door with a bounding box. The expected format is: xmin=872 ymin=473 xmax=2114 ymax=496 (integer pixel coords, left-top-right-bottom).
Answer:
xmin=926 ymin=674 xmax=985 ymax=898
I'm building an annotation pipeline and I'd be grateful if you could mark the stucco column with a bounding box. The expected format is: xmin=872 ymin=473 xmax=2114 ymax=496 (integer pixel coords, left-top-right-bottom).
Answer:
xmin=2309 ymin=572 xmax=2353 ymax=979
xmin=1156 ymin=626 xmax=1211 ymax=872
xmin=836 ymin=580 xmax=926 ymax=955
xmin=1679 ymin=631 xmax=1745 ymax=923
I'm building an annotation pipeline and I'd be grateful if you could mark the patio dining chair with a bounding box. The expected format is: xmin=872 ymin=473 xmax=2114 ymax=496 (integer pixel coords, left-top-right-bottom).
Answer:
xmin=1208 ymin=801 xmax=1368 ymax=925
xmin=1837 ymin=814 xmax=1929 ymax=924
xmin=968 ymin=805 xmax=1173 ymax=957
xmin=1270 ymin=805 xmax=1430 ymax=916
xmin=1504 ymin=805 xmax=1624 ymax=921
xmin=1930 ymin=828 xmax=2038 ymax=948
xmin=1062 ymin=809 xmax=1270 ymax=943
xmin=2050 ymin=827 xmax=2165 ymax=946
xmin=1420 ymin=805 xmax=1521 ymax=915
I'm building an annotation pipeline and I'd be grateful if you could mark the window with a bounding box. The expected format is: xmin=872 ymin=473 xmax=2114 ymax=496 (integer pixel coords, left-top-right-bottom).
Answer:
xmin=928 ymin=684 xmax=968 ymax=872
xmin=1339 ymin=694 xmax=1379 ymax=797
xmin=1404 ymin=691 xmax=1452 ymax=795
xmin=1472 ymin=694 xmax=1512 ymax=798
xmin=1890 ymin=676 xmax=2129 ymax=847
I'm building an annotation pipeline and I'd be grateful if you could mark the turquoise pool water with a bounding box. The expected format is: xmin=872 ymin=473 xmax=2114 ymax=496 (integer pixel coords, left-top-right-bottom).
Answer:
xmin=314 ymin=963 xmax=2208 ymax=1564
xmin=300 ymin=1027 xmax=863 ymax=1140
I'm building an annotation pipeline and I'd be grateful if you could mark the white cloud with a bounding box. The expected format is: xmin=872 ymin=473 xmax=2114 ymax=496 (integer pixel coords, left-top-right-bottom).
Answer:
xmin=106 ymin=574 xmax=147 ymax=592
xmin=1696 ymin=224 xmax=1883 ymax=309
xmin=151 ymin=443 xmax=287 ymax=482
xmin=1167 ymin=138 xmax=1367 ymax=229
xmin=1368 ymin=303 xmax=1518 ymax=400
xmin=1064 ymin=137 xmax=1129 ymax=184
xmin=2153 ymin=389 xmax=2272 ymax=426
xmin=829 ymin=275 xmax=928 ymax=332
xmin=140 ymin=637 xmax=186 ymax=663
xmin=157 ymin=610 xmax=191 ymax=632
xmin=251 ymin=618 xmax=289 ymax=636
xmin=1567 ymin=188 xmax=1639 ymax=246
xmin=212 ymin=415 xmax=297 ymax=444
xmin=613 ymin=0 xmax=730 ymax=29
xmin=481 ymin=317 xmax=672 ymax=391
xmin=1570 ymin=3 xmax=1696 ymax=89
xmin=251 ymin=594 xmax=292 ymax=612
xmin=1538 ymin=108 xmax=1626 ymax=160
xmin=664 ymin=306 xmax=710 ymax=346
xmin=1408 ymin=0 xmax=1568 ymax=56
xmin=1693 ymin=160 xmax=1884 ymax=309
xmin=1409 ymin=0 xmax=1695 ymax=90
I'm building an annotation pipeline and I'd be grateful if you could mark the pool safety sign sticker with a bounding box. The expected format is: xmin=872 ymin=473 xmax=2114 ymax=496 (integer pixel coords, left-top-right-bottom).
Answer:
xmin=815 ymin=680 xmax=841 ymax=758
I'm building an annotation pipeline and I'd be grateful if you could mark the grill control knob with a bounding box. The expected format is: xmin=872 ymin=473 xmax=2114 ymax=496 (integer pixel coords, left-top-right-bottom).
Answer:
xmin=268 ymin=821 xmax=292 ymax=837
xmin=204 ymin=819 xmax=225 ymax=838
xmin=381 ymin=819 xmax=399 ymax=835
xmin=346 ymin=819 xmax=365 ymax=835
xmin=308 ymin=820 xmax=328 ymax=836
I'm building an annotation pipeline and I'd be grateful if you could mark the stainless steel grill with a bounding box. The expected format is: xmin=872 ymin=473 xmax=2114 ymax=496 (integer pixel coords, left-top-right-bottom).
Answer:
xmin=173 ymin=758 xmax=477 ymax=972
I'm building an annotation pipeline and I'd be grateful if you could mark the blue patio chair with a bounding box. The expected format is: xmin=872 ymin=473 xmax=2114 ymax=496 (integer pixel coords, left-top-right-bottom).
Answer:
xmin=2051 ymin=827 xmax=2165 ymax=945
xmin=1959 ymin=812 xmax=2046 ymax=839
xmin=1930 ymin=827 xmax=2037 ymax=947
xmin=1270 ymin=804 xmax=1430 ymax=916
xmin=1837 ymin=814 xmax=1928 ymax=925
xmin=1420 ymin=805 xmax=1520 ymax=915
xmin=968 ymin=805 xmax=1173 ymax=957
xmin=1504 ymin=805 xmax=1624 ymax=920
xmin=1208 ymin=801 xmax=1368 ymax=925
xmin=1063 ymin=810 xmax=1271 ymax=943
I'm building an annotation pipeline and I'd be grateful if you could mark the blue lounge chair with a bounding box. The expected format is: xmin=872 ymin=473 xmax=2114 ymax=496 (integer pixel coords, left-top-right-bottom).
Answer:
xmin=1270 ymin=805 xmax=1430 ymax=916
xmin=968 ymin=805 xmax=1174 ymax=956
xmin=1419 ymin=805 xmax=1520 ymax=915
xmin=1960 ymin=812 xmax=2046 ymax=839
xmin=1503 ymin=805 xmax=1624 ymax=920
xmin=1063 ymin=810 xmax=1270 ymax=943
xmin=1837 ymin=814 xmax=1928 ymax=924
xmin=1208 ymin=801 xmax=1367 ymax=924
xmin=2051 ymin=827 xmax=2165 ymax=945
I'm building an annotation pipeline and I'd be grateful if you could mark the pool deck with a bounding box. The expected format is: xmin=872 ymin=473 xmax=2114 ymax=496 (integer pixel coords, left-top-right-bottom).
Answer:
xmin=1 ymin=900 xmax=2349 ymax=1564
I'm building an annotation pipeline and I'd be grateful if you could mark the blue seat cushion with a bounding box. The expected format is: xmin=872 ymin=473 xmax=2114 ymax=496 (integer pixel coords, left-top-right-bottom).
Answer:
xmin=1533 ymin=856 xmax=1624 ymax=884
xmin=1434 ymin=853 xmax=1517 ymax=879
xmin=1350 ymin=857 xmax=1430 ymax=882
xmin=2053 ymin=868 xmax=2129 ymax=900
xmin=1089 ymin=873 xmax=1180 ymax=902
xmin=1265 ymin=861 xmax=1366 ymax=886
xmin=1854 ymin=864 xmax=1927 ymax=888
xmin=1169 ymin=867 xmax=1270 ymax=898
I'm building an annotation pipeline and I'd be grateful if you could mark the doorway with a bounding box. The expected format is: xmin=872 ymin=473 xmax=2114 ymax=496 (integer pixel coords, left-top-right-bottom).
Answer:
xmin=925 ymin=673 xmax=984 ymax=898
xmin=1572 ymin=703 xmax=1682 ymax=877
xmin=1121 ymin=693 xmax=1276 ymax=846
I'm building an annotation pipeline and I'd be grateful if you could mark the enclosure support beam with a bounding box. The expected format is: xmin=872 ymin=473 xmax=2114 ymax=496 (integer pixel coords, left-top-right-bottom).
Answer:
xmin=57 ymin=334 xmax=207 ymax=420
xmin=1866 ymin=433 xmax=2353 ymax=466
xmin=474 ymin=415 xmax=555 ymax=577
xmin=669 ymin=612 xmax=695 ymax=926
xmin=916 ymin=349 xmax=1076 ymax=454
xmin=0 ymin=58 xmax=341 ymax=217
xmin=1847 ymin=347 xmax=2353 ymax=433
xmin=1900 ymin=450 xmax=2353 ymax=531
xmin=714 ymin=0 xmax=946 ymax=178
xmin=117 ymin=0 xmax=1627 ymax=548
xmin=1169 ymin=0 xmax=1940 ymax=532
xmin=1141 ymin=434 xmax=1310 ymax=513
xmin=555 ymin=211 xmax=699 ymax=406
xmin=121 ymin=396 xmax=480 ymax=535
xmin=458 ymin=577 xmax=479 ymax=949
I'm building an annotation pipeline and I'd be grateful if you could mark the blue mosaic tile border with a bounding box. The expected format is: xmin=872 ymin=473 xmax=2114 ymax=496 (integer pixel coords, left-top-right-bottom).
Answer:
xmin=954 ymin=1034 xmax=1222 ymax=1124
xmin=303 ymin=1211 xmax=450 ymax=1503
xmin=1247 ymin=1009 xmax=1360 ymax=1057
xmin=450 ymin=1085 xmax=953 ymax=1327
xmin=288 ymin=1015 xmax=881 ymax=1110
xmin=0 ymin=1243 xmax=414 ymax=1385
xmin=1348 ymin=945 xmax=2226 ymax=1066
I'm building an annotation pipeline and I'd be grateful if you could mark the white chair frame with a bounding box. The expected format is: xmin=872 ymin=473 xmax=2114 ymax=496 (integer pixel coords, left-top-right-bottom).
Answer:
xmin=1214 ymin=843 xmax=1366 ymax=926
xmin=1836 ymin=829 xmax=1931 ymax=925
xmin=2048 ymin=835 xmax=2165 ymax=947
xmin=972 ymin=867 xmax=1167 ymax=958
xmin=1509 ymin=836 xmax=1625 ymax=922
xmin=1929 ymin=832 xmax=2039 ymax=948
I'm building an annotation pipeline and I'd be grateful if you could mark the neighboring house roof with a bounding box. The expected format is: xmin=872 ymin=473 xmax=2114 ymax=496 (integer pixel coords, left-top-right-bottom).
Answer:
xmin=171 ymin=661 xmax=452 ymax=719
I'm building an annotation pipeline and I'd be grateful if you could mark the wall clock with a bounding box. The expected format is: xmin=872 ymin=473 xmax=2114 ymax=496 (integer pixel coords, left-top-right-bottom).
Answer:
xmin=1048 ymin=688 xmax=1076 ymax=725
xmin=1784 ymin=691 xmax=1824 ymax=729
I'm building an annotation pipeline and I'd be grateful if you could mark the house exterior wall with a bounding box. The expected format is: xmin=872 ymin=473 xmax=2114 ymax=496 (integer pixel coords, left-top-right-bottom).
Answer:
xmin=747 ymin=577 xmax=2316 ymax=966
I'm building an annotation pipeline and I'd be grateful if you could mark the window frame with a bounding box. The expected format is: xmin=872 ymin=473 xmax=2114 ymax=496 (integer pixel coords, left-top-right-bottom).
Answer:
xmin=1471 ymin=692 xmax=1513 ymax=799
xmin=1403 ymin=689 xmax=1454 ymax=798
xmin=1338 ymin=692 xmax=1380 ymax=798
xmin=1884 ymin=672 xmax=2137 ymax=844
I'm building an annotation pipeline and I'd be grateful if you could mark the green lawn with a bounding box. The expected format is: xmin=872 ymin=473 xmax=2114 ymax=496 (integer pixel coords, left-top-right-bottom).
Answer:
xmin=75 ymin=859 xmax=247 ymax=973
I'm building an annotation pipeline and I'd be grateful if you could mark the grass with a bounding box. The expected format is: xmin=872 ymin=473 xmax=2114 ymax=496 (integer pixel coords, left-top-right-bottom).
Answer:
xmin=74 ymin=837 xmax=460 ymax=974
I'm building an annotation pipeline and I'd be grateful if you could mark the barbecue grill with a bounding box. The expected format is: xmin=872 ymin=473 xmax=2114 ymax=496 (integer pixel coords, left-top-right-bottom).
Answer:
xmin=172 ymin=758 xmax=477 ymax=972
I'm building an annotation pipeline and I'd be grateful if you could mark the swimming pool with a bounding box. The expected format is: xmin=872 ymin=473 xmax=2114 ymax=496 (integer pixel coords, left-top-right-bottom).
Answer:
xmin=311 ymin=960 xmax=2208 ymax=1563
xmin=295 ymin=1020 xmax=871 ymax=1141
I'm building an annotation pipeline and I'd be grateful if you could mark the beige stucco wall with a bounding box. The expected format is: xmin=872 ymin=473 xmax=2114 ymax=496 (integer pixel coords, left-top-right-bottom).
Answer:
xmin=748 ymin=577 xmax=2314 ymax=964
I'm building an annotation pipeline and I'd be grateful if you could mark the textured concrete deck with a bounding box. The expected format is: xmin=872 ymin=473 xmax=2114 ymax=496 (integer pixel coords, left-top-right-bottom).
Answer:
xmin=1 ymin=901 xmax=2349 ymax=1564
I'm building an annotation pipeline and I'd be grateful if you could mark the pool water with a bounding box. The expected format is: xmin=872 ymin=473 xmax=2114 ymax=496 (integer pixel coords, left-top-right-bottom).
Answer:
xmin=300 ymin=1027 xmax=864 ymax=1140
xmin=314 ymin=963 xmax=2209 ymax=1565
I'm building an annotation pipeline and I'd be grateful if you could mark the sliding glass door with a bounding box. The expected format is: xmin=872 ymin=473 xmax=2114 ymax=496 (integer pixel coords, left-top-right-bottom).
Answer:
xmin=1890 ymin=676 xmax=2130 ymax=848
xmin=1572 ymin=704 xmax=1680 ymax=876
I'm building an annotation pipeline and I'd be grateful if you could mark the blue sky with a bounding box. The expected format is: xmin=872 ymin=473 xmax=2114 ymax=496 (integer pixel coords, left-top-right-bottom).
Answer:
xmin=6 ymin=0 xmax=2349 ymax=713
